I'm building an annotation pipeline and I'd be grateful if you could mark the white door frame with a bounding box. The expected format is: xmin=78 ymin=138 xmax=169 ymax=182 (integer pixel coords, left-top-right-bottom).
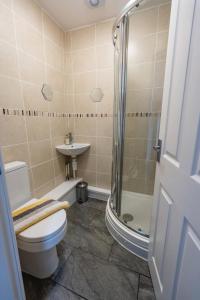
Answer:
xmin=0 ymin=149 xmax=25 ymax=300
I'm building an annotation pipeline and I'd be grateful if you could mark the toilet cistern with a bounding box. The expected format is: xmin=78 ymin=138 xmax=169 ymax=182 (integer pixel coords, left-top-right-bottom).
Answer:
xmin=56 ymin=143 xmax=90 ymax=178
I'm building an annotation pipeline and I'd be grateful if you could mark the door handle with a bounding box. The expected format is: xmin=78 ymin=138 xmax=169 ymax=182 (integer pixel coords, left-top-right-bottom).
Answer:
xmin=153 ymin=139 xmax=162 ymax=162
xmin=153 ymin=145 xmax=161 ymax=151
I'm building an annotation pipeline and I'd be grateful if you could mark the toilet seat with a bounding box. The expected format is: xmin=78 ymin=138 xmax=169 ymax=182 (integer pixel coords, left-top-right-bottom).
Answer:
xmin=16 ymin=198 xmax=67 ymax=253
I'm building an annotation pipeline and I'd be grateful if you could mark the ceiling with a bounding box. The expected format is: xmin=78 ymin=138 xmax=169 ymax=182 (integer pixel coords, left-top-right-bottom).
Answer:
xmin=36 ymin=0 xmax=169 ymax=31
xmin=35 ymin=0 xmax=130 ymax=30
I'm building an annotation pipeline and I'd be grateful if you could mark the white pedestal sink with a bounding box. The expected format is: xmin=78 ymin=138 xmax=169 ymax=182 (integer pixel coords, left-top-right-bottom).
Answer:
xmin=56 ymin=143 xmax=90 ymax=178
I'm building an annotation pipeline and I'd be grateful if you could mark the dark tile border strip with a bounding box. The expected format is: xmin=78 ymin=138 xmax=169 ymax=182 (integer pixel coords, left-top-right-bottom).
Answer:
xmin=0 ymin=108 xmax=161 ymax=118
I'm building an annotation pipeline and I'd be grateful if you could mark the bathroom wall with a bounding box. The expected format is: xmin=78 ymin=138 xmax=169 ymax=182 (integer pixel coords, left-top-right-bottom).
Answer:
xmin=0 ymin=0 xmax=67 ymax=197
xmin=123 ymin=2 xmax=171 ymax=194
xmin=64 ymin=20 xmax=114 ymax=189
xmin=0 ymin=0 xmax=171 ymax=197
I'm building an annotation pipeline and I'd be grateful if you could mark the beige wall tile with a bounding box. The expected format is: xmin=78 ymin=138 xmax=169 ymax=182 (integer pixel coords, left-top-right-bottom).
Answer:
xmin=154 ymin=60 xmax=166 ymax=87
xmin=125 ymin=118 xmax=148 ymax=139
xmin=26 ymin=116 xmax=50 ymax=142
xmin=77 ymin=169 xmax=96 ymax=186
xmin=96 ymin=90 xmax=113 ymax=114
xmin=0 ymin=76 xmax=23 ymax=108
xmin=145 ymin=160 xmax=156 ymax=181
xmin=127 ymin=62 xmax=154 ymax=90
xmin=2 ymin=143 xmax=29 ymax=164
xmin=0 ymin=0 xmax=12 ymax=7
xmin=43 ymin=13 xmax=64 ymax=47
xmin=33 ymin=179 xmax=55 ymax=198
xmin=152 ymin=87 xmax=163 ymax=112
xmin=0 ymin=0 xmax=76 ymax=197
xmin=15 ymin=16 xmax=43 ymax=61
xmin=96 ymin=45 xmax=114 ymax=69
xmin=54 ymin=174 xmax=66 ymax=186
xmin=156 ymin=31 xmax=169 ymax=61
xmin=29 ymin=139 xmax=52 ymax=166
xmin=52 ymin=136 xmax=65 ymax=158
xmin=97 ymin=155 xmax=112 ymax=173
xmin=97 ymin=118 xmax=113 ymax=137
xmin=0 ymin=116 xmax=26 ymax=146
xmin=123 ymin=158 xmax=154 ymax=181
xmin=74 ymin=118 xmax=96 ymax=136
xmin=49 ymin=92 xmax=65 ymax=113
xmin=123 ymin=158 xmax=140 ymax=179
xmin=67 ymin=118 xmax=75 ymax=134
xmin=22 ymin=82 xmax=48 ymax=111
xmin=53 ymin=156 xmax=66 ymax=177
xmin=126 ymin=90 xmax=152 ymax=112
xmin=74 ymin=71 xmax=96 ymax=94
xmin=0 ymin=3 xmax=15 ymax=44
xmin=65 ymin=31 xmax=71 ymax=52
xmin=31 ymin=160 xmax=54 ymax=189
xmin=72 ymin=48 xmax=96 ymax=73
xmin=0 ymin=41 xmax=18 ymax=78
xmin=96 ymin=20 xmax=113 ymax=46
xmin=46 ymin=66 xmax=64 ymax=93
xmin=97 ymin=69 xmax=114 ymax=90
xmin=158 ymin=4 xmax=171 ymax=32
xmin=19 ymin=51 xmax=44 ymax=85
xmin=128 ymin=34 xmax=156 ymax=64
xmin=65 ymin=94 xmax=74 ymax=112
xmin=50 ymin=118 xmax=66 ymax=137
xmin=97 ymin=172 xmax=111 ymax=189
xmin=148 ymin=116 xmax=160 ymax=140
xmin=78 ymin=153 xmax=96 ymax=172
xmin=96 ymin=137 xmax=112 ymax=155
xmin=74 ymin=94 xmax=96 ymax=113
xmin=71 ymin=25 xmax=95 ymax=50
xmin=123 ymin=177 xmax=147 ymax=194
xmin=74 ymin=135 xmax=96 ymax=154
xmin=45 ymin=38 xmax=64 ymax=71
xmin=130 ymin=7 xmax=157 ymax=38
xmin=13 ymin=0 xmax=42 ymax=31
xmin=65 ymin=75 xmax=74 ymax=94
xmin=124 ymin=138 xmax=153 ymax=160
xmin=65 ymin=53 xmax=73 ymax=74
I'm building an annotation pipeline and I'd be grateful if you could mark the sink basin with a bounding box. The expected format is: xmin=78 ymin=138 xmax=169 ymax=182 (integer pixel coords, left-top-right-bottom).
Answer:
xmin=56 ymin=143 xmax=90 ymax=157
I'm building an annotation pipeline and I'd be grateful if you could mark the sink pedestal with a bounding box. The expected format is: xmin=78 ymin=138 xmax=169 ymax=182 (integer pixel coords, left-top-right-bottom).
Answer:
xmin=72 ymin=156 xmax=78 ymax=178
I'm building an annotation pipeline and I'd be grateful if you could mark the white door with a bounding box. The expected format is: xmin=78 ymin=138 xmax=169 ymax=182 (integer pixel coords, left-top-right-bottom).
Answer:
xmin=149 ymin=0 xmax=200 ymax=299
xmin=0 ymin=149 xmax=25 ymax=300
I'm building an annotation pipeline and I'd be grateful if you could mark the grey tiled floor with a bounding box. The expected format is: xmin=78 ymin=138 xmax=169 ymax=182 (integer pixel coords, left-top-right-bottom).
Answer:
xmin=23 ymin=199 xmax=156 ymax=300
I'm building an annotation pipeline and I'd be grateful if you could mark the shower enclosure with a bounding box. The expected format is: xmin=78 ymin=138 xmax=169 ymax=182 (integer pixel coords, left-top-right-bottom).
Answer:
xmin=106 ymin=0 xmax=170 ymax=259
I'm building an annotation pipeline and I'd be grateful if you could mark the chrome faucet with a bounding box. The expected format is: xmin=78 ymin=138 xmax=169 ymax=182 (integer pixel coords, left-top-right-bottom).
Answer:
xmin=68 ymin=132 xmax=73 ymax=144
xmin=65 ymin=132 xmax=73 ymax=145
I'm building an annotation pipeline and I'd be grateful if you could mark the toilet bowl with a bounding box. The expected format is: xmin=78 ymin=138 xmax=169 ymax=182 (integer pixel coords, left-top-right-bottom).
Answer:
xmin=4 ymin=161 xmax=68 ymax=279
xmin=17 ymin=199 xmax=67 ymax=278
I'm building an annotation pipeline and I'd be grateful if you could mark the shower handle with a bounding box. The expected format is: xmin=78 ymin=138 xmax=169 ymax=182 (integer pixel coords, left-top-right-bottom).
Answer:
xmin=153 ymin=139 xmax=162 ymax=162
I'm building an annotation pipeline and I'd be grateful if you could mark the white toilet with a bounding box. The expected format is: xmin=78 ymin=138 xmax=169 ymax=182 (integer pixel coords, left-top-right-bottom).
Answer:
xmin=4 ymin=161 xmax=67 ymax=279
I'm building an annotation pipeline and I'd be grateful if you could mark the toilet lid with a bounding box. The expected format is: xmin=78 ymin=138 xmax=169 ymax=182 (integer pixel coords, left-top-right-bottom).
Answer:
xmin=17 ymin=199 xmax=67 ymax=243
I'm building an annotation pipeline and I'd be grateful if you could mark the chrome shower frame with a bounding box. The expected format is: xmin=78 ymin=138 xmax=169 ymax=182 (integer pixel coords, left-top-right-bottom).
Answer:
xmin=111 ymin=0 xmax=145 ymax=216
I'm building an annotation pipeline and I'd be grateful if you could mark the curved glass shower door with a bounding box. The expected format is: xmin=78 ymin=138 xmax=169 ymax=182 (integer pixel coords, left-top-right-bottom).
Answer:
xmin=111 ymin=0 xmax=170 ymax=238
